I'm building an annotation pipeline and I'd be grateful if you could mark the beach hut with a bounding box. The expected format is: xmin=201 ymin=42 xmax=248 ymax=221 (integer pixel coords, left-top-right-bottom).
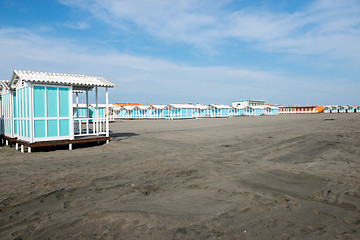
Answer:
xmin=193 ymin=104 xmax=210 ymax=118
xmin=1 ymin=81 xmax=11 ymax=144
xmin=122 ymin=105 xmax=136 ymax=119
xmin=323 ymin=106 xmax=332 ymax=113
xmin=338 ymin=106 xmax=346 ymax=113
xmin=165 ymin=104 xmax=194 ymax=119
xmin=356 ymin=106 xmax=360 ymax=113
xmin=210 ymin=104 xmax=231 ymax=118
xmin=8 ymin=70 xmax=115 ymax=153
xmin=149 ymin=105 xmax=166 ymax=119
xmin=113 ymin=105 xmax=125 ymax=119
xmin=347 ymin=106 xmax=356 ymax=113
xmin=0 ymin=80 xmax=16 ymax=145
xmin=251 ymin=106 xmax=264 ymax=116
xmin=264 ymin=106 xmax=278 ymax=115
xmin=134 ymin=105 xmax=150 ymax=119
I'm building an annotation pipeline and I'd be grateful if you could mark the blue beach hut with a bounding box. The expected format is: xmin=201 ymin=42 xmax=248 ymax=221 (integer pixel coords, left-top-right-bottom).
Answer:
xmin=338 ymin=106 xmax=346 ymax=113
xmin=149 ymin=105 xmax=166 ymax=119
xmin=347 ymin=106 xmax=355 ymax=113
xmin=135 ymin=105 xmax=150 ymax=119
xmin=0 ymin=80 xmax=16 ymax=145
xmin=193 ymin=104 xmax=210 ymax=118
xmin=7 ymin=70 xmax=115 ymax=153
xmin=165 ymin=104 xmax=194 ymax=119
xmin=210 ymin=104 xmax=231 ymax=118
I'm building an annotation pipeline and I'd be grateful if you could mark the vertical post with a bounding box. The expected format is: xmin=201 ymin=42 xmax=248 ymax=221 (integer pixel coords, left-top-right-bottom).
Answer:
xmin=10 ymin=91 xmax=14 ymax=138
xmin=28 ymin=147 xmax=31 ymax=153
xmin=86 ymin=90 xmax=89 ymax=134
xmin=69 ymin=86 xmax=74 ymax=140
xmin=95 ymin=87 xmax=98 ymax=135
xmin=29 ymin=83 xmax=34 ymax=143
xmin=21 ymin=144 xmax=24 ymax=153
xmin=76 ymin=92 xmax=79 ymax=118
xmin=106 ymin=87 xmax=109 ymax=140
xmin=76 ymin=92 xmax=79 ymax=135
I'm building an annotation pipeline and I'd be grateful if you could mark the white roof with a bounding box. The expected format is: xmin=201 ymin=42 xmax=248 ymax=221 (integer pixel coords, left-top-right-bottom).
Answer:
xmin=0 ymin=80 xmax=10 ymax=93
xmin=166 ymin=104 xmax=194 ymax=109
xmin=10 ymin=70 xmax=116 ymax=89
xmin=210 ymin=104 xmax=231 ymax=109
xmin=194 ymin=104 xmax=209 ymax=110
xmin=150 ymin=105 xmax=166 ymax=110
xmin=135 ymin=105 xmax=150 ymax=110
xmin=113 ymin=106 xmax=121 ymax=110
xmin=73 ymin=104 xmax=113 ymax=108
xmin=123 ymin=105 xmax=137 ymax=110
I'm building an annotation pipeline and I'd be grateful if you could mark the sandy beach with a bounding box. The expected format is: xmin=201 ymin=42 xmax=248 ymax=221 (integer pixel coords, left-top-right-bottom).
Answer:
xmin=0 ymin=114 xmax=359 ymax=239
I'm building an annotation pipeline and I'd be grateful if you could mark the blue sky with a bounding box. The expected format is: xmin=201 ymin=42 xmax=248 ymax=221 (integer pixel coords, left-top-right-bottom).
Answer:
xmin=0 ymin=0 xmax=359 ymax=105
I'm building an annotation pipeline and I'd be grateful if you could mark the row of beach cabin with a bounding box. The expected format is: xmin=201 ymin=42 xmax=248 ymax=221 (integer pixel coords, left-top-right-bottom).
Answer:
xmin=110 ymin=104 xmax=279 ymax=119
xmin=1 ymin=71 xmax=115 ymax=153
xmin=323 ymin=105 xmax=360 ymax=113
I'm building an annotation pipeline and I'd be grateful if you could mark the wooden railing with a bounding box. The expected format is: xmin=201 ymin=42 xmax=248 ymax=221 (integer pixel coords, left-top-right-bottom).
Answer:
xmin=73 ymin=117 xmax=106 ymax=137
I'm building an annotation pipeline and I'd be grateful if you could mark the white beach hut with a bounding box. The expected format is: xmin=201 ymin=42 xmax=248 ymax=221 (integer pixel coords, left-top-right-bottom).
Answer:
xmin=135 ymin=105 xmax=150 ymax=119
xmin=193 ymin=104 xmax=210 ymax=118
xmin=210 ymin=104 xmax=231 ymax=118
xmin=0 ymin=80 xmax=16 ymax=145
xmin=165 ymin=104 xmax=195 ymax=119
xmin=7 ymin=70 xmax=115 ymax=153
xmin=122 ymin=105 xmax=136 ymax=119
xmin=149 ymin=105 xmax=166 ymax=119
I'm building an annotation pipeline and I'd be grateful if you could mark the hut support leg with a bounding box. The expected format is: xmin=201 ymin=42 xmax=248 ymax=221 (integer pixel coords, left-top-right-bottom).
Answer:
xmin=69 ymin=144 xmax=72 ymax=151
xmin=6 ymin=140 xmax=8 ymax=145
xmin=28 ymin=147 xmax=31 ymax=153
xmin=15 ymin=143 xmax=19 ymax=151
xmin=21 ymin=145 xmax=24 ymax=153
xmin=106 ymin=140 xmax=109 ymax=144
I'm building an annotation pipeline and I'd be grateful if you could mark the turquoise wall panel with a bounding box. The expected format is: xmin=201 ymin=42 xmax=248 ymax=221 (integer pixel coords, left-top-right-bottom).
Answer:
xmin=47 ymin=120 xmax=58 ymax=137
xmin=26 ymin=87 xmax=29 ymax=118
xmin=34 ymin=120 xmax=46 ymax=138
xmin=59 ymin=119 xmax=69 ymax=136
xmin=13 ymin=92 xmax=17 ymax=118
xmin=26 ymin=120 xmax=30 ymax=138
xmin=14 ymin=120 xmax=17 ymax=134
xmin=34 ymin=86 xmax=45 ymax=118
xmin=47 ymin=87 xmax=58 ymax=117
xmin=59 ymin=88 xmax=69 ymax=117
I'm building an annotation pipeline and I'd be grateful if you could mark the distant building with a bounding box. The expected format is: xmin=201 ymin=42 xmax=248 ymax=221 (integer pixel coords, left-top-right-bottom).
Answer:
xmin=232 ymin=100 xmax=266 ymax=108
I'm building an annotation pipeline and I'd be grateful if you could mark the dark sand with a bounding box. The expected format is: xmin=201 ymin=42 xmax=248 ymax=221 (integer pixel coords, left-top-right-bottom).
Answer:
xmin=0 ymin=114 xmax=359 ymax=239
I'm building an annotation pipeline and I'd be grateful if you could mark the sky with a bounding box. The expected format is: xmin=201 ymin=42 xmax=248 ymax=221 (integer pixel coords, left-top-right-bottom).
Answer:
xmin=0 ymin=0 xmax=359 ymax=105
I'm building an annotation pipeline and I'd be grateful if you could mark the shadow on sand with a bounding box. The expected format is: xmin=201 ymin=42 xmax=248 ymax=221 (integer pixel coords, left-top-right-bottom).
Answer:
xmin=110 ymin=132 xmax=138 ymax=141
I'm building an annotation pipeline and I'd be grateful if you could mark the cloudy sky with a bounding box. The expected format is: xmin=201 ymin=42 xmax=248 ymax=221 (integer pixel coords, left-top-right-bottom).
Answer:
xmin=0 ymin=0 xmax=359 ymax=105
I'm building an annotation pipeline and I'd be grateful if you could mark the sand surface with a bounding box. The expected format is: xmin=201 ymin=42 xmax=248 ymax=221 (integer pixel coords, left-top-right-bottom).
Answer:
xmin=0 ymin=114 xmax=360 ymax=239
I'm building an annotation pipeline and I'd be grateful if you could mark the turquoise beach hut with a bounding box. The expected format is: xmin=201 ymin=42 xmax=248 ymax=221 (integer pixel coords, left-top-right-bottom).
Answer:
xmin=210 ymin=104 xmax=231 ymax=118
xmin=0 ymin=81 xmax=11 ymax=143
xmin=7 ymin=70 xmax=115 ymax=153
xmin=165 ymin=104 xmax=194 ymax=119
xmin=113 ymin=105 xmax=124 ymax=119
xmin=135 ymin=105 xmax=150 ymax=119
xmin=0 ymin=80 xmax=16 ymax=145
xmin=347 ymin=106 xmax=355 ymax=113
xmin=193 ymin=104 xmax=210 ymax=118
xmin=338 ymin=106 xmax=346 ymax=113
xmin=149 ymin=105 xmax=166 ymax=119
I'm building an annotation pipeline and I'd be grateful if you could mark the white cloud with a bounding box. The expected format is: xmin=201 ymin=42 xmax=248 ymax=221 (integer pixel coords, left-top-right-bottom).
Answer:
xmin=58 ymin=0 xmax=360 ymax=65
xmin=2 ymin=27 xmax=352 ymax=105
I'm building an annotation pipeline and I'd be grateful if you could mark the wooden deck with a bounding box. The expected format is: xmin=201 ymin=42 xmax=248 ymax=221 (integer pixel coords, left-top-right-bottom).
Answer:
xmin=1 ymin=135 xmax=17 ymax=145
xmin=16 ymin=135 xmax=110 ymax=148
